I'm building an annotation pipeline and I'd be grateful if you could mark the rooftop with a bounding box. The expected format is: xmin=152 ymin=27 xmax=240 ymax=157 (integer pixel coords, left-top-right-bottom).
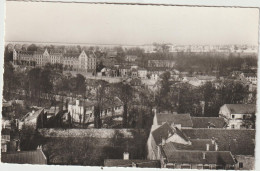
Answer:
xmin=162 ymin=149 xmax=235 ymax=165
xmin=191 ymin=117 xmax=226 ymax=128
xmin=182 ymin=128 xmax=255 ymax=156
xmin=156 ymin=113 xmax=193 ymax=127
xmin=224 ymin=104 xmax=256 ymax=114
xmin=1 ymin=149 xmax=47 ymax=164
xmin=104 ymin=159 xmax=161 ymax=168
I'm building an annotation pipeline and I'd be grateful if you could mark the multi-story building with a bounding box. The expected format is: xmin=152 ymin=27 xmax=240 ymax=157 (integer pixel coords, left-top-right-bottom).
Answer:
xmin=13 ymin=49 xmax=96 ymax=72
xmin=219 ymin=104 xmax=256 ymax=129
xmin=147 ymin=110 xmax=255 ymax=170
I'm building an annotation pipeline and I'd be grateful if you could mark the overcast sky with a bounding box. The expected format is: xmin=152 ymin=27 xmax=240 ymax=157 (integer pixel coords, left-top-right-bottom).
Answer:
xmin=4 ymin=1 xmax=259 ymax=45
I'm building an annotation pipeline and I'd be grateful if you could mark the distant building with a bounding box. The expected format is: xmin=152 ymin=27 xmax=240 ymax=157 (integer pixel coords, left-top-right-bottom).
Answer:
xmin=137 ymin=68 xmax=147 ymax=79
xmin=240 ymin=72 xmax=257 ymax=85
xmin=219 ymin=104 xmax=256 ymax=129
xmin=13 ymin=49 xmax=96 ymax=72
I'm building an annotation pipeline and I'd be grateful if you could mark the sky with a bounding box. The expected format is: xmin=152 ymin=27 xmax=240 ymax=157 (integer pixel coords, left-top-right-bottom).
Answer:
xmin=4 ymin=1 xmax=260 ymax=45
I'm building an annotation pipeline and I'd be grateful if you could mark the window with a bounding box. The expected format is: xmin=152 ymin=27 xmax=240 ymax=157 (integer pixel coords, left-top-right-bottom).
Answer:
xmin=239 ymin=162 xmax=243 ymax=168
xmin=231 ymin=124 xmax=235 ymax=129
xmin=203 ymin=165 xmax=210 ymax=169
xmin=243 ymin=115 xmax=246 ymax=119
xmin=181 ymin=164 xmax=191 ymax=169
xmin=232 ymin=115 xmax=235 ymax=119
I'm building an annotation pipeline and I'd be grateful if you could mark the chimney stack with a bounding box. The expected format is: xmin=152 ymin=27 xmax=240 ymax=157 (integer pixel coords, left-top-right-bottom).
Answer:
xmin=206 ymin=144 xmax=210 ymax=151
xmin=211 ymin=137 xmax=215 ymax=145
xmin=123 ymin=152 xmax=129 ymax=160
xmin=215 ymin=144 xmax=219 ymax=151
xmin=162 ymin=138 xmax=166 ymax=146
xmin=202 ymin=152 xmax=206 ymax=159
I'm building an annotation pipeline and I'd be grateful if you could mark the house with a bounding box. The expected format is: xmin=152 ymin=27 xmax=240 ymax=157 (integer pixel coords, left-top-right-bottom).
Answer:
xmin=119 ymin=66 xmax=131 ymax=77
xmin=182 ymin=128 xmax=255 ymax=170
xmin=240 ymin=72 xmax=257 ymax=85
xmin=219 ymin=104 xmax=256 ymax=129
xmin=20 ymin=108 xmax=47 ymax=129
xmin=147 ymin=123 xmax=236 ymax=169
xmin=68 ymin=97 xmax=123 ymax=124
xmin=104 ymin=152 xmax=161 ymax=168
xmin=137 ymin=68 xmax=147 ymax=79
xmin=1 ymin=128 xmax=11 ymax=152
xmin=68 ymin=99 xmax=96 ymax=124
xmin=182 ymin=77 xmax=201 ymax=87
xmin=131 ymin=68 xmax=138 ymax=78
xmin=1 ymin=146 xmax=47 ymax=164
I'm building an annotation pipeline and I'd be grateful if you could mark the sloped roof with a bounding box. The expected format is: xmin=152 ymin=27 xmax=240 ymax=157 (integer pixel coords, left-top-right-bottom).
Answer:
xmin=156 ymin=113 xmax=193 ymax=127
xmin=21 ymin=108 xmax=44 ymax=122
xmin=224 ymin=104 xmax=256 ymax=114
xmin=169 ymin=139 xmax=215 ymax=151
xmin=1 ymin=149 xmax=47 ymax=164
xmin=162 ymin=149 xmax=235 ymax=165
xmin=191 ymin=117 xmax=226 ymax=128
xmin=104 ymin=159 xmax=161 ymax=168
xmin=152 ymin=123 xmax=189 ymax=145
xmin=182 ymin=128 xmax=255 ymax=156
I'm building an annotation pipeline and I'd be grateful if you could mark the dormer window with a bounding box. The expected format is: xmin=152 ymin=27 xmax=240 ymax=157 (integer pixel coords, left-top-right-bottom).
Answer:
xmin=231 ymin=115 xmax=235 ymax=119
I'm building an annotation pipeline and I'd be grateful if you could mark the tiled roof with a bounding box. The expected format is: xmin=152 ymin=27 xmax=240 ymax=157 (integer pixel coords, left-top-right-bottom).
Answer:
xmin=162 ymin=149 xmax=235 ymax=165
xmin=169 ymin=139 xmax=216 ymax=151
xmin=224 ymin=104 xmax=256 ymax=114
xmin=156 ymin=113 xmax=193 ymax=127
xmin=182 ymin=128 xmax=255 ymax=156
xmin=191 ymin=117 xmax=226 ymax=128
xmin=104 ymin=159 xmax=161 ymax=168
xmin=152 ymin=123 xmax=189 ymax=145
xmin=1 ymin=149 xmax=47 ymax=164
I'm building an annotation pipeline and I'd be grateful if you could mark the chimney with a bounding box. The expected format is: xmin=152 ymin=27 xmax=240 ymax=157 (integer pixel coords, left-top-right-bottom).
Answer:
xmin=17 ymin=140 xmax=21 ymax=152
xmin=76 ymin=100 xmax=80 ymax=106
xmin=202 ymin=152 xmax=206 ymax=159
xmin=215 ymin=144 xmax=219 ymax=151
xmin=123 ymin=152 xmax=129 ymax=160
xmin=132 ymin=162 xmax=137 ymax=167
xmin=211 ymin=137 xmax=215 ymax=145
xmin=206 ymin=144 xmax=210 ymax=151
xmin=162 ymin=138 xmax=166 ymax=146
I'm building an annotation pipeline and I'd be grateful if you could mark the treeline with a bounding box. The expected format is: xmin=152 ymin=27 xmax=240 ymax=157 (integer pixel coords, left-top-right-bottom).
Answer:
xmin=155 ymin=72 xmax=256 ymax=117
xmin=174 ymin=54 xmax=257 ymax=76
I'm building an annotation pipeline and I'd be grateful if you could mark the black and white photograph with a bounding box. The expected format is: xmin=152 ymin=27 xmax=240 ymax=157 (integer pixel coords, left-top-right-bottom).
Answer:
xmin=0 ymin=1 xmax=259 ymax=170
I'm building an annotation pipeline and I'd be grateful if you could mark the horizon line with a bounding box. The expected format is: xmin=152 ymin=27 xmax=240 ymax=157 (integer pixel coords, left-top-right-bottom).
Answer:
xmin=4 ymin=40 xmax=258 ymax=47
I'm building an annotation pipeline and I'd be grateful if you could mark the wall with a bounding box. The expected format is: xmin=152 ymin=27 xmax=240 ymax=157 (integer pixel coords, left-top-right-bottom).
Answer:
xmin=235 ymin=155 xmax=255 ymax=170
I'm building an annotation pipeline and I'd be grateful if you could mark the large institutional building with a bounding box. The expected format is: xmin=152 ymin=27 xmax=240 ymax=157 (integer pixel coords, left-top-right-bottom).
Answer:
xmin=13 ymin=49 xmax=96 ymax=72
